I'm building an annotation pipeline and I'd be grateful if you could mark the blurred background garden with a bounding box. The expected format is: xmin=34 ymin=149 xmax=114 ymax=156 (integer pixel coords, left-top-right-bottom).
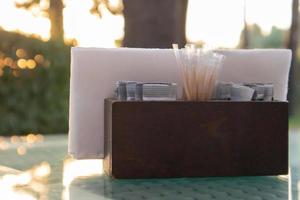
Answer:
xmin=0 ymin=0 xmax=300 ymax=136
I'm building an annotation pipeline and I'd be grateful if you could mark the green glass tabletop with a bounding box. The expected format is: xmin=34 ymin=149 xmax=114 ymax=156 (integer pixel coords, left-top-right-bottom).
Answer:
xmin=0 ymin=132 xmax=299 ymax=200
xmin=69 ymin=175 xmax=289 ymax=200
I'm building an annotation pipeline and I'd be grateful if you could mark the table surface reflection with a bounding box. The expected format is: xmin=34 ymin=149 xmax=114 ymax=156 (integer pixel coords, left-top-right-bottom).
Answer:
xmin=0 ymin=131 xmax=299 ymax=200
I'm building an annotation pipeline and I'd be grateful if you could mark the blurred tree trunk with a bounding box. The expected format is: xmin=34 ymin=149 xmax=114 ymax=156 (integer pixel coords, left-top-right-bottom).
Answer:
xmin=287 ymin=0 xmax=299 ymax=116
xmin=241 ymin=24 xmax=250 ymax=49
xmin=49 ymin=0 xmax=64 ymax=43
xmin=241 ymin=0 xmax=249 ymax=48
xmin=122 ymin=0 xmax=188 ymax=48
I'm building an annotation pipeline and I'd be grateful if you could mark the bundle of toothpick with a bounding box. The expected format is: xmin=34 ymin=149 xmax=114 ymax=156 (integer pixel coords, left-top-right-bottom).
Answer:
xmin=173 ymin=44 xmax=225 ymax=101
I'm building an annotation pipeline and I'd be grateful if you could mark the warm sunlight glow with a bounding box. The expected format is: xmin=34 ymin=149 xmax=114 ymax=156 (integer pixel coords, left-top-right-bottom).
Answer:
xmin=0 ymin=161 xmax=51 ymax=200
xmin=0 ymin=0 xmax=50 ymax=40
xmin=186 ymin=0 xmax=291 ymax=47
xmin=1 ymin=172 xmax=32 ymax=187
xmin=63 ymin=0 xmax=124 ymax=47
xmin=186 ymin=0 xmax=244 ymax=47
xmin=0 ymin=0 xmax=292 ymax=48
xmin=63 ymin=159 xmax=103 ymax=187
xmin=33 ymin=162 xmax=51 ymax=179
xmin=0 ymin=188 xmax=36 ymax=200
xmin=245 ymin=0 xmax=292 ymax=33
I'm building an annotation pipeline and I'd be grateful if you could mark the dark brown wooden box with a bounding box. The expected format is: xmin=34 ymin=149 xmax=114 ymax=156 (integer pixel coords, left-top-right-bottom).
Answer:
xmin=104 ymin=99 xmax=288 ymax=179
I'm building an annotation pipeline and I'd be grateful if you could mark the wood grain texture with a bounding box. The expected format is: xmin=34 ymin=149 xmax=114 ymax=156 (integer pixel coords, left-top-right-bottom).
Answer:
xmin=104 ymin=99 xmax=288 ymax=179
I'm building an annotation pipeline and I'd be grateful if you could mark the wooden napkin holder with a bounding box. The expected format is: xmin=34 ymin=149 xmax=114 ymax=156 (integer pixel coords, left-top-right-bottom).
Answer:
xmin=104 ymin=98 xmax=288 ymax=179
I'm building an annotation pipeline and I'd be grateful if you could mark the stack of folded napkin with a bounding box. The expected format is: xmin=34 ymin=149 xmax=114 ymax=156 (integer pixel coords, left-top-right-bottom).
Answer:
xmin=213 ymin=82 xmax=273 ymax=101
xmin=115 ymin=81 xmax=177 ymax=101
xmin=115 ymin=81 xmax=274 ymax=101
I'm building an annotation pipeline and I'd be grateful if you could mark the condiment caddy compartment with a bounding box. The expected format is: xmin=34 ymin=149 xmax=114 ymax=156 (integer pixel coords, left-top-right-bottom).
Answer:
xmin=104 ymin=99 xmax=288 ymax=179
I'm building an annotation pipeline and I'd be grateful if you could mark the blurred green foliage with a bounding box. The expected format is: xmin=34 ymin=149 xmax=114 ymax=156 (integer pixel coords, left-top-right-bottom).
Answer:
xmin=0 ymin=29 xmax=70 ymax=135
xmin=239 ymin=24 xmax=287 ymax=48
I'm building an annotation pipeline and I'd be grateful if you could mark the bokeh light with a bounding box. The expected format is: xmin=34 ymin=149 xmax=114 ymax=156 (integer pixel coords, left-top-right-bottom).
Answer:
xmin=4 ymin=57 xmax=14 ymax=67
xmin=10 ymin=135 xmax=20 ymax=144
xmin=17 ymin=146 xmax=27 ymax=155
xmin=17 ymin=58 xmax=27 ymax=69
xmin=34 ymin=54 xmax=44 ymax=64
xmin=0 ymin=140 xmax=9 ymax=150
xmin=16 ymin=49 xmax=27 ymax=58
xmin=26 ymin=59 xmax=36 ymax=69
